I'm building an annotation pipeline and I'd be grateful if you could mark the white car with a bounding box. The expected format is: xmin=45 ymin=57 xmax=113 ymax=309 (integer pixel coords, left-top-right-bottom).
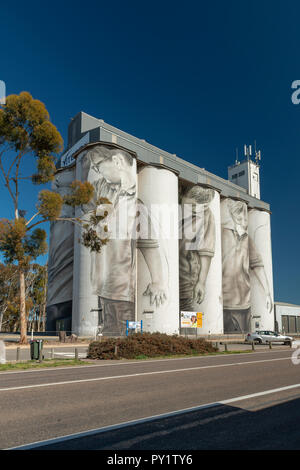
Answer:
xmin=245 ymin=330 xmax=293 ymax=345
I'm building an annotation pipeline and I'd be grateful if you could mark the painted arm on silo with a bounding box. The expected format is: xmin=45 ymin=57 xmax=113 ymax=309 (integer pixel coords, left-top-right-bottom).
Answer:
xmin=249 ymin=236 xmax=273 ymax=313
xmin=139 ymin=243 xmax=167 ymax=308
xmin=193 ymin=256 xmax=213 ymax=304
xmin=193 ymin=208 xmax=215 ymax=305
xmin=136 ymin=200 xmax=167 ymax=308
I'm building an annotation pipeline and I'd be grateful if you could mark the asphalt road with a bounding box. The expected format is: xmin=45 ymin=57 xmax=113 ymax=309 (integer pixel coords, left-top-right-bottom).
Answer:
xmin=1 ymin=348 xmax=300 ymax=450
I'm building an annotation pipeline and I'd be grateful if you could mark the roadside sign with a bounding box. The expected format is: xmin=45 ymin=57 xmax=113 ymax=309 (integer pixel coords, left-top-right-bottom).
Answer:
xmin=181 ymin=311 xmax=203 ymax=328
xmin=126 ymin=320 xmax=143 ymax=336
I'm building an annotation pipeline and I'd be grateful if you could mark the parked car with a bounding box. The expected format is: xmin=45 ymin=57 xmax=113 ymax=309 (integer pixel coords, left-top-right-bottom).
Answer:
xmin=245 ymin=330 xmax=293 ymax=345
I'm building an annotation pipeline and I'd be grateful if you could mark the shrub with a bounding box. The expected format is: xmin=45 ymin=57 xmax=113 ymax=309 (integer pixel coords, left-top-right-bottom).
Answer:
xmin=87 ymin=332 xmax=217 ymax=360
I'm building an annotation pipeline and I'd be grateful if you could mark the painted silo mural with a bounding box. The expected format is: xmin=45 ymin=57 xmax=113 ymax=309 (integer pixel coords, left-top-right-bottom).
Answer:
xmin=221 ymin=198 xmax=273 ymax=333
xmin=72 ymin=144 xmax=138 ymax=336
xmin=179 ymin=185 xmax=223 ymax=334
xmin=248 ymin=208 xmax=274 ymax=331
xmin=137 ymin=165 xmax=179 ymax=335
xmin=71 ymin=148 xmax=98 ymax=337
xmin=46 ymin=166 xmax=75 ymax=332
xmin=221 ymin=198 xmax=251 ymax=333
xmin=46 ymin=139 xmax=275 ymax=338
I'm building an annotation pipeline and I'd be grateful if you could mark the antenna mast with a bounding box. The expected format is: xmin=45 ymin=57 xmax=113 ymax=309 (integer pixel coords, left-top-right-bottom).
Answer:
xmin=235 ymin=147 xmax=239 ymax=165
xmin=244 ymin=144 xmax=252 ymax=160
xmin=254 ymin=141 xmax=262 ymax=165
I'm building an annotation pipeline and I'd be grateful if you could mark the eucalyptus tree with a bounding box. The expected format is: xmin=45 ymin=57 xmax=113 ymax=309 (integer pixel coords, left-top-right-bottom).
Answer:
xmin=0 ymin=92 xmax=105 ymax=343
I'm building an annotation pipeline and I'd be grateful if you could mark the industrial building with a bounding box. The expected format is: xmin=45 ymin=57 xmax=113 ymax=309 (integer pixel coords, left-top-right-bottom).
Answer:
xmin=274 ymin=302 xmax=300 ymax=335
xmin=46 ymin=112 xmax=275 ymax=337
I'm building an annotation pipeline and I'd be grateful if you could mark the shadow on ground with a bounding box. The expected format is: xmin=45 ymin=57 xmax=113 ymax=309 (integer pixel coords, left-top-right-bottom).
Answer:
xmin=18 ymin=394 xmax=300 ymax=450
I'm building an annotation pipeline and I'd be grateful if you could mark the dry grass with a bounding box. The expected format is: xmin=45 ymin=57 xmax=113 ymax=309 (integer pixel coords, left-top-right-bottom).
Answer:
xmin=0 ymin=358 xmax=87 ymax=371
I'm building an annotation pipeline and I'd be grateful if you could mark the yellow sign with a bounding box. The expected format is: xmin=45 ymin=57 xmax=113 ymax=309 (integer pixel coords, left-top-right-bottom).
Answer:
xmin=196 ymin=312 xmax=203 ymax=328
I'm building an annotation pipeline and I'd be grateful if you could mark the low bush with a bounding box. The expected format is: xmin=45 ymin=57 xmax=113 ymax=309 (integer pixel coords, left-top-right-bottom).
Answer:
xmin=87 ymin=332 xmax=218 ymax=360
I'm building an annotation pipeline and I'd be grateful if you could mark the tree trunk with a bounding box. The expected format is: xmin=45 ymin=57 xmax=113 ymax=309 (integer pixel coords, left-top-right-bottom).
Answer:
xmin=37 ymin=311 xmax=40 ymax=332
xmin=42 ymin=303 xmax=46 ymax=332
xmin=42 ymin=267 xmax=48 ymax=333
xmin=19 ymin=270 xmax=27 ymax=344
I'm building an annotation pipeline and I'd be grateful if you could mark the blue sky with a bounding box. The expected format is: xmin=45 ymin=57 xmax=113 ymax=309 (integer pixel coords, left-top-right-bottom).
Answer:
xmin=0 ymin=0 xmax=300 ymax=303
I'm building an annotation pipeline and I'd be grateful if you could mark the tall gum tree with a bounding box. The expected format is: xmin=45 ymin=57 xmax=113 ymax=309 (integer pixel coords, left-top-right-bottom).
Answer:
xmin=0 ymin=92 xmax=107 ymax=344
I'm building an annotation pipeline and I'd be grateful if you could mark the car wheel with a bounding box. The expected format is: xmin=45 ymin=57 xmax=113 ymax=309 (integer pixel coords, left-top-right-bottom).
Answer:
xmin=255 ymin=339 xmax=262 ymax=344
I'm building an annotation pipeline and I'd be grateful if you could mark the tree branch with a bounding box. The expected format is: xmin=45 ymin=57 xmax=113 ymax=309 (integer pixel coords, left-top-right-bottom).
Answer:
xmin=25 ymin=212 xmax=40 ymax=226
xmin=27 ymin=216 xmax=83 ymax=232
xmin=0 ymin=154 xmax=16 ymax=206
xmin=14 ymin=152 xmax=24 ymax=218
xmin=7 ymin=153 xmax=21 ymax=179
xmin=26 ymin=220 xmax=46 ymax=231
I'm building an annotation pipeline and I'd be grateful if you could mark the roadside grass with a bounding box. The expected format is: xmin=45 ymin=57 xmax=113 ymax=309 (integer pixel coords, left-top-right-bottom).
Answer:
xmin=0 ymin=349 xmax=255 ymax=370
xmin=0 ymin=358 xmax=90 ymax=372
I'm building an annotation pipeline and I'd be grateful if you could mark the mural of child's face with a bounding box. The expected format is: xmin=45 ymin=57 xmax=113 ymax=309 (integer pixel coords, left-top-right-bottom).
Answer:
xmin=97 ymin=153 xmax=131 ymax=184
xmin=98 ymin=158 xmax=121 ymax=184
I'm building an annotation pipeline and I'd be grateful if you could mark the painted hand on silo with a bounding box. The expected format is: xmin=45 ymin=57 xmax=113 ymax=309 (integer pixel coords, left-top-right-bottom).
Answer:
xmin=143 ymin=283 xmax=167 ymax=308
xmin=193 ymin=281 xmax=206 ymax=305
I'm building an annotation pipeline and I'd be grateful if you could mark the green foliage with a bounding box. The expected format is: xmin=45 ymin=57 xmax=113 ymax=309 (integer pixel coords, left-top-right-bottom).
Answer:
xmin=0 ymin=91 xmax=109 ymax=339
xmin=0 ymin=92 xmax=63 ymax=183
xmin=32 ymin=155 xmax=57 ymax=184
xmin=90 ymin=197 xmax=112 ymax=225
xmin=80 ymin=197 xmax=111 ymax=253
xmin=63 ymin=180 xmax=94 ymax=207
xmin=88 ymin=333 xmax=218 ymax=360
xmin=0 ymin=264 xmax=19 ymax=330
xmin=81 ymin=227 xmax=109 ymax=253
xmin=24 ymin=229 xmax=47 ymax=258
xmin=37 ymin=190 xmax=63 ymax=220
xmin=30 ymin=264 xmax=47 ymax=306
xmin=0 ymin=92 xmax=64 ymax=271
xmin=0 ymin=218 xmax=47 ymax=266
xmin=0 ymin=263 xmax=48 ymax=332
xmin=25 ymin=263 xmax=48 ymax=332
xmin=0 ymin=92 xmax=65 ymax=342
xmin=0 ymin=359 xmax=87 ymax=371
xmin=0 ymin=218 xmax=27 ymax=264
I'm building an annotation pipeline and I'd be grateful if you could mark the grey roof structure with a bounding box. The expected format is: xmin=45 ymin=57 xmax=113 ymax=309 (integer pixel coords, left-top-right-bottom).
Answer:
xmin=60 ymin=111 xmax=270 ymax=211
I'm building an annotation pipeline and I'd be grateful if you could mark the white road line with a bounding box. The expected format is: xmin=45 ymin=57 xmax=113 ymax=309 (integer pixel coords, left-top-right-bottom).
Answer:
xmin=51 ymin=353 xmax=86 ymax=358
xmin=0 ymin=348 xmax=292 ymax=375
xmin=8 ymin=382 xmax=300 ymax=450
xmin=0 ymin=356 xmax=291 ymax=392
